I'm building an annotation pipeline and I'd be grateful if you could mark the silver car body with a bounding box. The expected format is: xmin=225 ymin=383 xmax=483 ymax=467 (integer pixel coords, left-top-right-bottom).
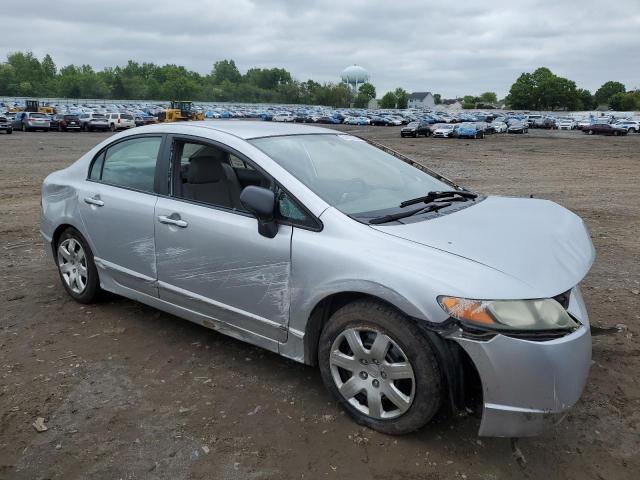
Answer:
xmin=40 ymin=121 xmax=594 ymax=437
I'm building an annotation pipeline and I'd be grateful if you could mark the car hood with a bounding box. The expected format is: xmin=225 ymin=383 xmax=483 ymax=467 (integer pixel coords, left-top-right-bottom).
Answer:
xmin=371 ymin=196 xmax=595 ymax=298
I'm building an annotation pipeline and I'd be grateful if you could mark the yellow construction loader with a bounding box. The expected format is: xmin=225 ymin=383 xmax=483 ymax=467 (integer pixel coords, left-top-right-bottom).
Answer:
xmin=25 ymin=100 xmax=55 ymax=115
xmin=158 ymin=101 xmax=204 ymax=122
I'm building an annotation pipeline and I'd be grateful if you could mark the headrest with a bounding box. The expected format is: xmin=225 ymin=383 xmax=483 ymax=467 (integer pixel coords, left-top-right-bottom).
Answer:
xmin=187 ymin=156 xmax=225 ymax=184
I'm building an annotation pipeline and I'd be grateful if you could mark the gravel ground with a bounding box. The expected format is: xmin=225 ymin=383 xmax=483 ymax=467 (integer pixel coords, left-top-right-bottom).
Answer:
xmin=0 ymin=126 xmax=638 ymax=480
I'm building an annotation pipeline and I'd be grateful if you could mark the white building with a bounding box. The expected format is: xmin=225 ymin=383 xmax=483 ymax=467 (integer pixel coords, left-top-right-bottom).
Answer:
xmin=408 ymin=92 xmax=435 ymax=109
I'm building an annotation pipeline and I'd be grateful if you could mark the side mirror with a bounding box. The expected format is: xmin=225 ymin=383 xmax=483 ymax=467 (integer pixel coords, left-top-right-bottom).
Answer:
xmin=240 ymin=186 xmax=278 ymax=238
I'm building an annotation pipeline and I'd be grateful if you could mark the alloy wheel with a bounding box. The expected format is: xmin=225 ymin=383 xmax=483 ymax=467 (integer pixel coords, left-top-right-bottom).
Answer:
xmin=329 ymin=327 xmax=415 ymax=420
xmin=57 ymin=238 xmax=88 ymax=294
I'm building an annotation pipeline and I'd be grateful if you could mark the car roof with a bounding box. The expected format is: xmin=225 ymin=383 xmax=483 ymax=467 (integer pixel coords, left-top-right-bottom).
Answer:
xmin=137 ymin=120 xmax=338 ymax=140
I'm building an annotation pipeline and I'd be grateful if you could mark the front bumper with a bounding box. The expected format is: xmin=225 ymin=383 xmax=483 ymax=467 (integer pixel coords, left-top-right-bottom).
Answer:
xmin=450 ymin=286 xmax=591 ymax=437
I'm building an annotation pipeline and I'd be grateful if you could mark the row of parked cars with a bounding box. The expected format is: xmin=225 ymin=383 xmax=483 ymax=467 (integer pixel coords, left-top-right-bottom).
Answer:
xmin=401 ymin=118 xmax=528 ymax=139
xmin=525 ymin=114 xmax=639 ymax=135
xmin=0 ymin=111 xmax=139 ymax=133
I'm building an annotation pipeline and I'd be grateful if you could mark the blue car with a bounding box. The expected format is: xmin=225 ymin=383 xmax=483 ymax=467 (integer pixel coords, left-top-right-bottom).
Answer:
xmin=456 ymin=123 xmax=484 ymax=139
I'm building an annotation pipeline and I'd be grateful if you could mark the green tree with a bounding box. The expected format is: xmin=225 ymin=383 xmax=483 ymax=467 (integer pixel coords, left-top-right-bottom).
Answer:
xmin=394 ymin=88 xmax=409 ymax=109
xmin=479 ymin=91 xmax=497 ymax=104
xmin=576 ymin=88 xmax=595 ymax=110
xmin=608 ymin=92 xmax=639 ymax=111
xmin=594 ymin=81 xmax=626 ymax=106
xmin=433 ymin=93 xmax=442 ymax=105
xmin=0 ymin=63 xmax=16 ymax=95
xmin=212 ymin=59 xmax=241 ymax=85
xmin=41 ymin=54 xmax=57 ymax=78
xmin=358 ymin=82 xmax=376 ymax=100
xmin=506 ymin=67 xmax=580 ymax=110
xmin=379 ymin=91 xmax=397 ymax=109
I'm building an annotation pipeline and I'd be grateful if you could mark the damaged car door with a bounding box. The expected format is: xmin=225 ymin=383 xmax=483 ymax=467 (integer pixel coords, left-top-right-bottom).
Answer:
xmin=154 ymin=136 xmax=292 ymax=345
xmin=80 ymin=135 xmax=164 ymax=296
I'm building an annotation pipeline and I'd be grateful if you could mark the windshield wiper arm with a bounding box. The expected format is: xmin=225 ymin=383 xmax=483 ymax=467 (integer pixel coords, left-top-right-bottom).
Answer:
xmin=399 ymin=190 xmax=477 ymax=208
xmin=369 ymin=202 xmax=452 ymax=225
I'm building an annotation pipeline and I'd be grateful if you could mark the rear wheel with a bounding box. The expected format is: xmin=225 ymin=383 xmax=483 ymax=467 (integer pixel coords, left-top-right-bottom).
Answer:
xmin=6 ymin=128 xmax=12 ymax=134
xmin=110 ymin=123 xmax=116 ymax=132
xmin=22 ymin=123 xmax=27 ymax=132
xmin=588 ymin=129 xmax=594 ymax=135
xmin=318 ymin=300 xmax=442 ymax=435
xmin=56 ymin=228 xmax=100 ymax=303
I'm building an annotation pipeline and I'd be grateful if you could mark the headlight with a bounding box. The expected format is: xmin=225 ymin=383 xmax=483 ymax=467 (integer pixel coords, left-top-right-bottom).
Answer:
xmin=438 ymin=296 xmax=579 ymax=331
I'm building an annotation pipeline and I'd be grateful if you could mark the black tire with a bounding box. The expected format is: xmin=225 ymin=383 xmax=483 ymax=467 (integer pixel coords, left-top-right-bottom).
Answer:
xmin=6 ymin=128 xmax=12 ymax=134
xmin=58 ymin=125 xmax=63 ymax=132
xmin=22 ymin=123 xmax=27 ymax=132
xmin=318 ymin=300 xmax=442 ymax=435
xmin=588 ymin=130 xmax=594 ymax=135
xmin=110 ymin=123 xmax=116 ymax=132
xmin=55 ymin=227 xmax=101 ymax=304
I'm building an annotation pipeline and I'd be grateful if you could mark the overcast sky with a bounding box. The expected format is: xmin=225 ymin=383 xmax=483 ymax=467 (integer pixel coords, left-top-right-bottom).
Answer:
xmin=2 ymin=0 xmax=639 ymax=98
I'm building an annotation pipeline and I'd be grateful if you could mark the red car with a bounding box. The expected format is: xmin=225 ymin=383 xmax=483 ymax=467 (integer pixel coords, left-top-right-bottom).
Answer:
xmin=581 ymin=123 xmax=628 ymax=136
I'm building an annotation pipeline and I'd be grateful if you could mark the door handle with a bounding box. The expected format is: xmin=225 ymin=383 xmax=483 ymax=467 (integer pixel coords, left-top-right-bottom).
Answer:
xmin=84 ymin=196 xmax=104 ymax=207
xmin=158 ymin=215 xmax=188 ymax=228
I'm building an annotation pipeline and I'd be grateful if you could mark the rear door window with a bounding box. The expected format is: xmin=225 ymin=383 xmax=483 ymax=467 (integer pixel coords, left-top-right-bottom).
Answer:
xmin=97 ymin=137 xmax=162 ymax=193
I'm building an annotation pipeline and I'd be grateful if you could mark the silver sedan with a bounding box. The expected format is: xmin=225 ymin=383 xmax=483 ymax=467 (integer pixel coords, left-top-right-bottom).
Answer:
xmin=41 ymin=121 xmax=594 ymax=437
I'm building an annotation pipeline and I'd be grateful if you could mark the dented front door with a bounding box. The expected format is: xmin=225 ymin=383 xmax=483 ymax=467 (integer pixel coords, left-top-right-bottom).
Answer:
xmin=154 ymin=197 xmax=292 ymax=342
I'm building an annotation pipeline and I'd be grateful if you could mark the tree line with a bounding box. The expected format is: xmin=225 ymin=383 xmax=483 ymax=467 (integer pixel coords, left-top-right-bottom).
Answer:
xmin=0 ymin=52 xmax=354 ymax=107
xmin=505 ymin=67 xmax=639 ymax=111
xmin=1 ymin=52 xmax=637 ymax=111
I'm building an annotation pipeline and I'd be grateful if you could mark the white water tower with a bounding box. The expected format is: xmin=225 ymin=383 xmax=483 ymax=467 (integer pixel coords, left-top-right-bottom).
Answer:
xmin=341 ymin=65 xmax=370 ymax=93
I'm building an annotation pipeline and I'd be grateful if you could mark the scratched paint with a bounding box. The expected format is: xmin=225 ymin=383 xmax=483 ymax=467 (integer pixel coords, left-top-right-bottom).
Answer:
xmin=127 ymin=236 xmax=157 ymax=275
xmin=157 ymin=246 xmax=291 ymax=322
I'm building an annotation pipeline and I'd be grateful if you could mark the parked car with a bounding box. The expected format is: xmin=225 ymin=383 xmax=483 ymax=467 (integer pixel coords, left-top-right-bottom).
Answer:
xmin=369 ymin=116 xmax=391 ymax=126
xmin=12 ymin=112 xmax=50 ymax=132
xmin=612 ymin=120 xmax=639 ymax=134
xmin=556 ymin=118 xmax=577 ymax=130
xmin=432 ymin=124 xmax=456 ymax=138
xmin=533 ymin=117 xmax=556 ymax=129
xmin=106 ymin=113 xmax=135 ymax=131
xmin=507 ymin=121 xmax=529 ymax=134
xmin=134 ymin=114 xmax=157 ymax=127
xmin=41 ymin=121 xmax=594 ymax=438
xmin=273 ymin=113 xmax=295 ymax=122
xmin=400 ymin=121 xmax=431 ymax=137
xmin=79 ymin=113 xmax=110 ymax=132
xmin=581 ymin=123 xmax=628 ymax=136
xmin=490 ymin=121 xmax=508 ymax=133
xmin=0 ymin=113 xmax=12 ymax=134
xmin=525 ymin=114 xmax=542 ymax=127
xmin=455 ymin=122 xmax=484 ymax=139
xmin=53 ymin=114 xmax=82 ymax=131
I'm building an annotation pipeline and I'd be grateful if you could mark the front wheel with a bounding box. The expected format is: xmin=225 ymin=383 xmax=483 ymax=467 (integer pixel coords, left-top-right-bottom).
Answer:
xmin=318 ymin=300 xmax=442 ymax=435
xmin=6 ymin=128 xmax=12 ymax=134
xmin=56 ymin=228 xmax=100 ymax=303
xmin=110 ymin=123 xmax=116 ymax=132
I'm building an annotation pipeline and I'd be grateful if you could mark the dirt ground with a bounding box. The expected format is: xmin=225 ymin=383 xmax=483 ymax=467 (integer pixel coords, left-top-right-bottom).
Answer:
xmin=1 ymin=125 xmax=638 ymax=480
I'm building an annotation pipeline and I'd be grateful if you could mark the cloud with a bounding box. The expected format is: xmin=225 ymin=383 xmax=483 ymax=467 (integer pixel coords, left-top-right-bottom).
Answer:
xmin=1 ymin=0 xmax=638 ymax=98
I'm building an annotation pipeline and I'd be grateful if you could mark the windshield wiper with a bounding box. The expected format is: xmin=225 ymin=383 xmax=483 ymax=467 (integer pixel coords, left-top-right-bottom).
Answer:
xmin=369 ymin=202 xmax=452 ymax=225
xmin=399 ymin=190 xmax=477 ymax=208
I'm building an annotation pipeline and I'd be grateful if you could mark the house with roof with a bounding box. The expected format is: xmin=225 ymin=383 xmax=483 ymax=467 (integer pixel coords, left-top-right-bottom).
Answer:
xmin=408 ymin=92 xmax=435 ymax=108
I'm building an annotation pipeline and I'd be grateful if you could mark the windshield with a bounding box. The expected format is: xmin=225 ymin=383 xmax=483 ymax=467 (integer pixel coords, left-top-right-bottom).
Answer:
xmin=250 ymin=134 xmax=450 ymax=216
